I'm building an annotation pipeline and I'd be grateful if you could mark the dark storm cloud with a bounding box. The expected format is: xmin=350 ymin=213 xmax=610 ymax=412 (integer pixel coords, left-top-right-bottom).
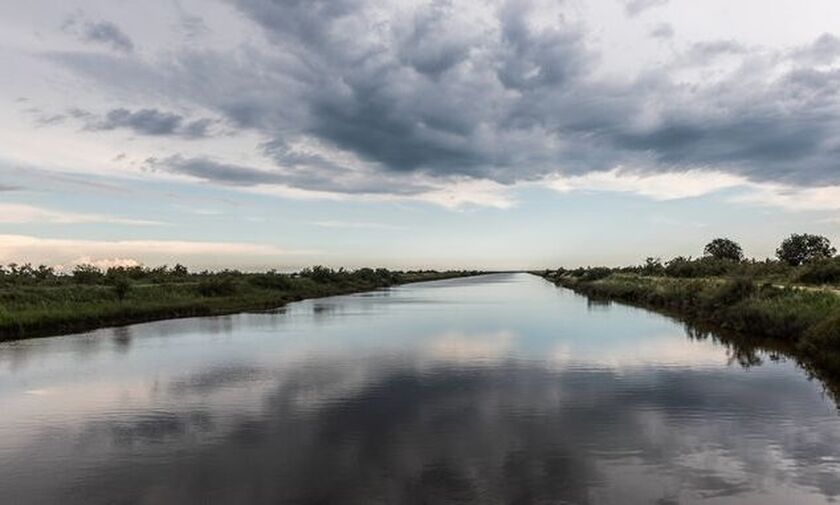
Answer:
xmin=75 ymin=108 xmax=215 ymax=138
xmin=156 ymin=155 xmax=434 ymax=195
xmin=155 ymin=156 xmax=285 ymax=186
xmin=397 ymin=1 xmax=474 ymax=78
xmin=49 ymin=0 xmax=840 ymax=194
xmin=99 ymin=108 xmax=182 ymax=135
xmin=63 ymin=15 xmax=134 ymax=53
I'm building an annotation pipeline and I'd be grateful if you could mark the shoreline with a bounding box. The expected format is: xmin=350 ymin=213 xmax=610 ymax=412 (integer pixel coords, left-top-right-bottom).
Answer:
xmin=0 ymin=271 xmax=484 ymax=342
xmin=533 ymin=271 xmax=840 ymax=401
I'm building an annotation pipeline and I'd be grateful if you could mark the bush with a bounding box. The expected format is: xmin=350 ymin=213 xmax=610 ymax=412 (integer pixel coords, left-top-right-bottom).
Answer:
xmin=300 ymin=266 xmax=337 ymax=283
xmin=110 ymin=277 xmax=132 ymax=301
xmin=578 ymin=267 xmax=613 ymax=282
xmin=798 ymin=258 xmax=840 ymax=285
xmin=249 ymin=271 xmax=292 ymax=290
xmin=664 ymin=256 xmax=736 ymax=278
xmin=196 ymin=278 xmax=238 ymax=297
xmin=640 ymin=257 xmax=664 ymax=276
xmin=73 ymin=264 xmax=103 ymax=284
xmin=804 ymin=312 xmax=840 ymax=351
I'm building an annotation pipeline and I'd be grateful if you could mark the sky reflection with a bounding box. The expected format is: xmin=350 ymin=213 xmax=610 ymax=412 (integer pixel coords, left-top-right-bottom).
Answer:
xmin=0 ymin=274 xmax=838 ymax=504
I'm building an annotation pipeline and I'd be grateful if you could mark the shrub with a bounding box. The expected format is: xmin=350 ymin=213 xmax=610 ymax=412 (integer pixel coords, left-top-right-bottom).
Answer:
xmin=73 ymin=264 xmax=103 ymax=284
xmin=664 ymin=256 xmax=735 ymax=278
xmin=196 ymin=278 xmax=238 ymax=297
xmin=798 ymin=258 xmax=840 ymax=285
xmin=804 ymin=312 xmax=840 ymax=352
xmin=640 ymin=257 xmax=664 ymax=276
xmin=579 ymin=267 xmax=613 ymax=281
xmin=300 ymin=266 xmax=337 ymax=283
xmin=110 ymin=277 xmax=132 ymax=301
xmin=249 ymin=271 xmax=292 ymax=290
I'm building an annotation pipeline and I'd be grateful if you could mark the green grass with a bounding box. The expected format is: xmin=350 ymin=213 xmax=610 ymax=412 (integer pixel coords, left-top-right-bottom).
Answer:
xmin=0 ymin=269 xmax=481 ymax=341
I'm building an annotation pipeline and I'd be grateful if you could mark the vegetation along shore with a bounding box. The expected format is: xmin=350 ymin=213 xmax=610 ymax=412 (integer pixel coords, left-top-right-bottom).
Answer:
xmin=0 ymin=264 xmax=482 ymax=341
xmin=538 ymin=233 xmax=840 ymax=395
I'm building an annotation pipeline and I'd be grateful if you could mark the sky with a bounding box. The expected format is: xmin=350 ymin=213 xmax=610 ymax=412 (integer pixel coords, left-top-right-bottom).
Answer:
xmin=1 ymin=0 xmax=840 ymax=271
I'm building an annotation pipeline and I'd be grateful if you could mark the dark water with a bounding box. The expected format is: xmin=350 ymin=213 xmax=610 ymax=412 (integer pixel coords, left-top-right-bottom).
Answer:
xmin=1 ymin=273 xmax=839 ymax=504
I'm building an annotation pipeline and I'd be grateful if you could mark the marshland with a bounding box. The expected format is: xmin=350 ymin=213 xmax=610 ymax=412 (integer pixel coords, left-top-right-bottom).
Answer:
xmin=0 ymin=264 xmax=480 ymax=340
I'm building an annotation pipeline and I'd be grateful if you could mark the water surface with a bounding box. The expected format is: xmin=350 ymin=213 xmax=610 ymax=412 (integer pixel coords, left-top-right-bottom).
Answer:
xmin=1 ymin=273 xmax=839 ymax=504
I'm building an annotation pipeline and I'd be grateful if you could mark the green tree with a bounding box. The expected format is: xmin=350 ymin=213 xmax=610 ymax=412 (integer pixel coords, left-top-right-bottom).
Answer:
xmin=776 ymin=233 xmax=836 ymax=266
xmin=703 ymin=238 xmax=744 ymax=261
xmin=73 ymin=264 xmax=103 ymax=284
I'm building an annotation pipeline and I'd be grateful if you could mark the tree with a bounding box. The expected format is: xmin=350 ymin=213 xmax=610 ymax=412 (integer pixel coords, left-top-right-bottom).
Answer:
xmin=703 ymin=238 xmax=744 ymax=261
xmin=73 ymin=264 xmax=103 ymax=284
xmin=776 ymin=233 xmax=836 ymax=266
xmin=641 ymin=257 xmax=664 ymax=276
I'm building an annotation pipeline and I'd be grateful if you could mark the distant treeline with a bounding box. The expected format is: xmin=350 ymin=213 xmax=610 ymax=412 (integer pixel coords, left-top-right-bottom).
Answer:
xmin=547 ymin=233 xmax=840 ymax=286
xmin=0 ymin=263 xmax=466 ymax=287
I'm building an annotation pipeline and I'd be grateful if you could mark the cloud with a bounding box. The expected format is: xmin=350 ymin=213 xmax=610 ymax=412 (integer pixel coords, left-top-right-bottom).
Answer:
xmin=0 ymin=234 xmax=314 ymax=267
xmin=83 ymin=108 xmax=215 ymax=137
xmin=154 ymin=155 xmax=514 ymax=209
xmin=546 ymin=168 xmax=840 ymax=214
xmin=623 ymin=0 xmax=669 ymax=17
xmin=313 ymin=221 xmax=403 ymax=230
xmin=39 ymin=1 xmax=840 ymax=206
xmin=734 ymin=183 xmax=840 ymax=212
xmin=794 ymin=33 xmax=840 ymax=65
xmin=151 ymin=156 xmax=288 ymax=187
xmin=649 ymin=23 xmax=674 ymax=40
xmin=62 ymin=15 xmax=134 ymax=53
xmin=685 ymin=40 xmax=747 ymax=63
xmin=0 ymin=203 xmax=164 ymax=226
xmin=62 ymin=257 xmax=142 ymax=271
xmin=548 ymin=168 xmax=746 ymax=200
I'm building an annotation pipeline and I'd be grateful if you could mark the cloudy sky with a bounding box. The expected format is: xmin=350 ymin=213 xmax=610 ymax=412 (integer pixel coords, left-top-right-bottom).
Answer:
xmin=1 ymin=0 xmax=840 ymax=270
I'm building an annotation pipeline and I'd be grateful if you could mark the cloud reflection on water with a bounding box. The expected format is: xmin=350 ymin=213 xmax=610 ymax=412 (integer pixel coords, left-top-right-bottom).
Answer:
xmin=0 ymin=274 xmax=838 ymax=504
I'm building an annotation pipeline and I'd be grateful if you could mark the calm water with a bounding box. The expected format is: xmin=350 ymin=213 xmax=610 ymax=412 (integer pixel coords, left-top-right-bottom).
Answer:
xmin=1 ymin=273 xmax=839 ymax=504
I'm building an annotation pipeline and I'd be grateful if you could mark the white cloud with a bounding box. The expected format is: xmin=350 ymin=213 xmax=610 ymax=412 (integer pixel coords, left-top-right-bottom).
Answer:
xmin=547 ymin=168 xmax=747 ymax=200
xmin=426 ymin=330 xmax=518 ymax=363
xmin=0 ymin=203 xmax=163 ymax=225
xmin=545 ymin=167 xmax=840 ymax=218
xmin=734 ymin=183 xmax=840 ymax=211
xmin=61 ymin=257 xmax=141 ymax=271
xmin=415 ymin=178 xmax=517 ymax=210
xmin=0 ymin=234 xmax=316 ymax=268
xmin=313 ymin=221 xmax=403 ymax=230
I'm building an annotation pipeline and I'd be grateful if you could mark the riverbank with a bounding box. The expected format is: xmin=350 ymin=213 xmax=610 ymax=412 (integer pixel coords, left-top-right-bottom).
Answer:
xmin=0 ymin=268 xmax=482 ymax=341
xmin=536 ymin=270 xmax=840 ymax=390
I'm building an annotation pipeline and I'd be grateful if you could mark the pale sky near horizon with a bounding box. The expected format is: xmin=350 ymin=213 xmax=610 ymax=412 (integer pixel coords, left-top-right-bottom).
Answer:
xmin=1 ymin=0 xmax=840 ymax=271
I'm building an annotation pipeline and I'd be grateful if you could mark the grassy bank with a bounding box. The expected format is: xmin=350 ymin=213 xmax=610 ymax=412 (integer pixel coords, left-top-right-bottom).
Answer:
xmin=537 ymin=268 xmax=840 ymax=395
xmin=0 ymin=266 xmax=481 ymax=341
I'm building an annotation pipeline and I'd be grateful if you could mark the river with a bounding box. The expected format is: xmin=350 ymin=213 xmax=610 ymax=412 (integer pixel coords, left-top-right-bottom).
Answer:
xmin=1 ymin=273 xmax=838 ymax=504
